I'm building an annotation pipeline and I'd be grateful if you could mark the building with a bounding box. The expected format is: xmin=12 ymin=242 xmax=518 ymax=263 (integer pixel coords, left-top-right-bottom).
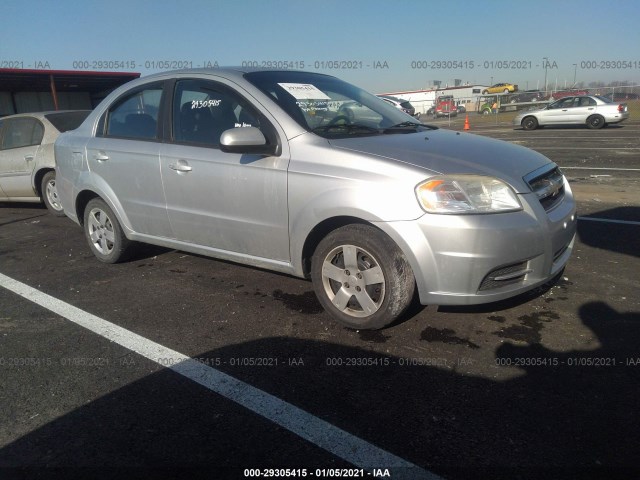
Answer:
xmin=0 ymin=69 xmax=140 ymax=117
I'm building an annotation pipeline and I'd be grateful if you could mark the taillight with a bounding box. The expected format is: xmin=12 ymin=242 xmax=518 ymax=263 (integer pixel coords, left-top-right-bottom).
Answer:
xmin=618 ymin=104 xmax=625 ymax=113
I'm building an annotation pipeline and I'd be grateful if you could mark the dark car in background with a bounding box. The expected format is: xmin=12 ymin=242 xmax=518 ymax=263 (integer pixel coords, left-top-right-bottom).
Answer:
xmin=551 ymin=89 xmax=589 ymax=100
xmin=377 ymin=95 xmax=416 ymax=116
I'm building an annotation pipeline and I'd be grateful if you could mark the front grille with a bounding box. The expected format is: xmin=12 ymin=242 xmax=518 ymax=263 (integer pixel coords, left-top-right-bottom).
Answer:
xmin=478 ymin=261 xmax=531 ymax=291
xmin=525 ymin=166 xmax=565 ymax=212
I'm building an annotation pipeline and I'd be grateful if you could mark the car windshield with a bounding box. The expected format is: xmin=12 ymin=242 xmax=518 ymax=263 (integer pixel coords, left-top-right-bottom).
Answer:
xmin=244 ymin=71 xmax=427 ymax=138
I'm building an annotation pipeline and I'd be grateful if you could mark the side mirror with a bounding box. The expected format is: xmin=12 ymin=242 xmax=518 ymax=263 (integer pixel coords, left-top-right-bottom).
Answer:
xmin=219 ymin=127 xmax=277 ymax=155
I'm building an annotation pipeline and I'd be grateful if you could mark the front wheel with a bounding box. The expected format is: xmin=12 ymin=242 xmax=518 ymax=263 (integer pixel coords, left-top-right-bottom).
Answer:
xmin=522 ymin=116 xmax=538 ymax=130
xmin=311 ymin=224 xmax=415 ymax=330
xmin=41 ymin=171 xmax=65 ymax=216
xmin=587 ymin=114 xmax=605 ymax=129
xmin=83 ymin=198 xmax=132 ymax=263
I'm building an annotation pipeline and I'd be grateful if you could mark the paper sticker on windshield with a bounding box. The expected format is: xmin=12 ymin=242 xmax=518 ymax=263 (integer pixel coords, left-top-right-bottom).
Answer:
xmin=278 ymin=83 xmax=331 ymax=100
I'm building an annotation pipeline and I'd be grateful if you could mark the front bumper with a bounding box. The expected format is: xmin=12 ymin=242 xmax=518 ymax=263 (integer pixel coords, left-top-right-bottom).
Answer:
xmin=378 ymin=184 xmax=577 ymax=306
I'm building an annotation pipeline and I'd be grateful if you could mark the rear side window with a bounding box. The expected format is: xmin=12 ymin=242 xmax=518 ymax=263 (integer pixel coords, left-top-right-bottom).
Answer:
xmin=104 ymin=83 xmax=164 ymax=140
xmin=0 ymin=117 xmax=44 ymax=150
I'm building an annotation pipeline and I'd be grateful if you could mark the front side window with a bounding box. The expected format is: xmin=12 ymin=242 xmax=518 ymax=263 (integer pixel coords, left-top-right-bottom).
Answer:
xmin=105 ymin=84 xmax=163 ymax=140
xmin=0 ymin=117 xmax=44 ymax=150
xmin=173 ymin=79 xmax=262 ymax=147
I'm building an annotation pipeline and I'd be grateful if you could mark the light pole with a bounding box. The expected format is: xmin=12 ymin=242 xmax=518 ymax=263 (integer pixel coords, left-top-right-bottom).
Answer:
xmin=543 ymin=57 xmax=548 ymax=93
xmin=573 ymin=63 xmax=577 ymax=86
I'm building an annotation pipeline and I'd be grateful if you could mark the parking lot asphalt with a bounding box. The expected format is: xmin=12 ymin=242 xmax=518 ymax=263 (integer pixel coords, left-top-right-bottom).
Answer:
xmin=1 ymin=122 xmax=639 ymax=479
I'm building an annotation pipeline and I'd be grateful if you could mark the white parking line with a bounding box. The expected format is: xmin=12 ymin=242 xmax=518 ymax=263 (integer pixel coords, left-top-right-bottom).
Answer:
xmin=0 ymin=272 xmax=441 ymax=480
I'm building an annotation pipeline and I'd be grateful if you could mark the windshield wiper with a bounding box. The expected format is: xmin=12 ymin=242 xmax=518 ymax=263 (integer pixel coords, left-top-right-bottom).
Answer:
xmin=383 ymin=121 xmax=438 ymax=133
xmin=311 ymin=123 xmax=380 ymax=135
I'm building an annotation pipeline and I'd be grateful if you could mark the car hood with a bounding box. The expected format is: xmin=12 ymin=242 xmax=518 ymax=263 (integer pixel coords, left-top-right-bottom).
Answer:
xmin=328 ymin=128 xmax=553 ymax=193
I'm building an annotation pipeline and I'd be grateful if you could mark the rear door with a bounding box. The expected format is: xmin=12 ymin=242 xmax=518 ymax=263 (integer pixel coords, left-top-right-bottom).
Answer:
xmin=159 ymin=78 xmax=290 ymax=261
xmin=85 ymin=81 xmax=172 ymax=237
xmin=570 ymin=96 xmax=597 ymax=123
xmin=0 ymin=116 xmax=43 ymax=198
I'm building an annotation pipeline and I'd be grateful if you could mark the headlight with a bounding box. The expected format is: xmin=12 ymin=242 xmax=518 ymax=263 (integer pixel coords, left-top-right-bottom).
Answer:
xmin=416 ymin=175 xmax=522 ymax=214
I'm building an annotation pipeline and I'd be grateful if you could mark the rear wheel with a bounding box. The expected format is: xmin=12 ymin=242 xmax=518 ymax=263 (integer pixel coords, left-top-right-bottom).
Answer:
xmin=41 ymin=171 xmax=65 ymax=216
xmin=83 ymin=198 xmax=132 ymax=263
xmin=522 ymin=116 xmax=538 ymax=130
xmin=587 ymin=114 xmax=605 ymax=129
xmin=311 ymin=224 xmax=415 ymax=330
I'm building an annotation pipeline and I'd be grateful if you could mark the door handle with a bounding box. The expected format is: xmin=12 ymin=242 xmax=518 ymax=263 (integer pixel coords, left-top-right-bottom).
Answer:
xmin=169 ymin=162 xmax=192 ymax=173
xmin=24 ymin=155 xmax=34 ymax=162
xmin=95 ymin=153 xmax=109 ymax=162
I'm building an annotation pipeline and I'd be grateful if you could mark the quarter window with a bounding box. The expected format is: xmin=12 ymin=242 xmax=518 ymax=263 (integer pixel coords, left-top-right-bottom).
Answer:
xmin=105 ymin=84 xmax=163 ymax=140
xmin=0 ymin=117 xmax=44 ymax=150
xmin=173 ymin=79 xmax=261 ymax=147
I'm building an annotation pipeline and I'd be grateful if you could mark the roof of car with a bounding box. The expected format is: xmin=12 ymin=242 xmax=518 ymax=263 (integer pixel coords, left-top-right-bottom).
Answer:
xmin=135 ymin=67 xmax=340 ymax=85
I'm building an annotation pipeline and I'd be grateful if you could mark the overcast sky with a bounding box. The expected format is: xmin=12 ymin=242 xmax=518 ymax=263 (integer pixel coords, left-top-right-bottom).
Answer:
xmin=2 ymin=0 xmax=639 ymax=92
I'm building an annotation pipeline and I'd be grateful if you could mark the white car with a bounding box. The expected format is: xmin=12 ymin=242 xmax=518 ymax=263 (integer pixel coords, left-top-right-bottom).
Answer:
xmin=0 ymin=111 xmax=90 ymax=215
xmin=513 ymin=95 xmax=629 ymax=130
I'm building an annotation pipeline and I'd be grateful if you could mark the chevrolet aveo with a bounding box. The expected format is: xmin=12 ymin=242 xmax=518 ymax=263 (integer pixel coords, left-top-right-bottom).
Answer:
xmin=55 ymin=68 xmax=577 ymax=329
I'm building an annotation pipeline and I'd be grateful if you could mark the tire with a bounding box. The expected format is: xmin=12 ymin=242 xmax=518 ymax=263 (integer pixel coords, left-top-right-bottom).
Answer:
xmin=504 ymin=89 xmax=510 ymax=94
xmin=41 ymin=171 xmax=65 ymax=217
xmin=522 ymin=116 xmax=538 ymax=130
xmin=587 ymin=114 xmax=605 ymax=129
xmin=83 ymin=198 xmax=132 ymax=263
xmin=482 ymin=90 xmax=488 ymax=94
xmin=311 ymin=224 xmax=415 ymax=330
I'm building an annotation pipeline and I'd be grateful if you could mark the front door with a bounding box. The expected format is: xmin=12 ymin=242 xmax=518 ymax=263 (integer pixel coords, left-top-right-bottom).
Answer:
xmin=160 ymin=78 xmax=290 ymax=261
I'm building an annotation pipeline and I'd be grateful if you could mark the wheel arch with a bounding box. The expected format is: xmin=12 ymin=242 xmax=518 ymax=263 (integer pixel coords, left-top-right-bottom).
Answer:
xmin=33 ymin=167 xmax=54 ymax=198
xmin=300 ymin=216 xmax=373 ymax=278
xmin=75 ymin=190 xmax=101 ymax=226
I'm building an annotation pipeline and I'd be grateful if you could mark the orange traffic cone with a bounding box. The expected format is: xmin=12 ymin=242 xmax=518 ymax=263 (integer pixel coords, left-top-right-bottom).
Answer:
xmin=464 ymin=114 xmax=470 ymax=131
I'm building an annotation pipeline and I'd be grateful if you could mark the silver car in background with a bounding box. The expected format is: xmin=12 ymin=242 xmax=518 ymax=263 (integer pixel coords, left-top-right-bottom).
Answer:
xmin=514 ymin=95 xmax=629 ymax=130
xmin=55 ymin=68 xmax=576 ymax=329
xmin=0 ymin=111 xmax=90 ymax=215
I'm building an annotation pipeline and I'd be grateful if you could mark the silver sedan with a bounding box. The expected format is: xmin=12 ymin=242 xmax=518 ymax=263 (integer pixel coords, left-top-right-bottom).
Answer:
xmin=514 ymin=95 xmax=629 ymax=130
xmin=0 ymin=111 xmax=90 ymax=215
xmin=55 ymin=69 xmax=576 ymax=329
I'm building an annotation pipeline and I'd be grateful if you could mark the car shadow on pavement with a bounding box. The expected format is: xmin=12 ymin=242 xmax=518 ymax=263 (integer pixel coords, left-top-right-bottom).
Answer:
xmin=578 ymin=206 xmax=640 ymax=258
xmin=1 ymin=302 xmax=638 ymax=480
